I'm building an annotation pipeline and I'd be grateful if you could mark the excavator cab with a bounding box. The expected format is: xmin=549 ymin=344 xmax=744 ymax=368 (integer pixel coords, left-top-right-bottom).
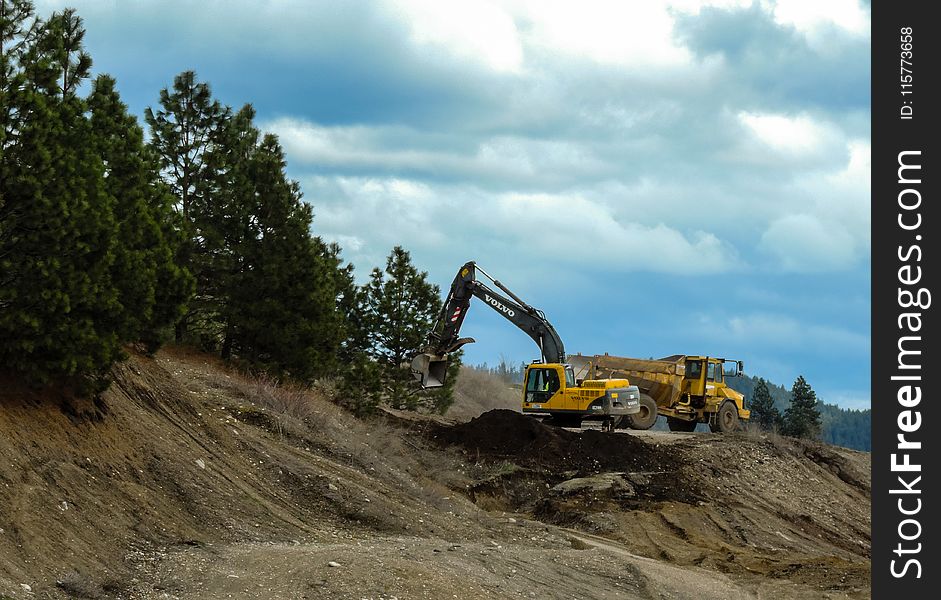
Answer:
xmin=524 ymin=366 xmax=562 ymax=404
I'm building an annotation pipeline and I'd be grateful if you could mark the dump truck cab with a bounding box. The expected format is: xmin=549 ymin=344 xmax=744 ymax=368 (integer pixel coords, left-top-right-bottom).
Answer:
xmin=684 ymin=356 xmax=745 ymax=404
xmin=681 ymin=357 xmax=749 ymax=428
xmin=660 ymin=355 xmax=748 ymax=431
xmin=522 ymin=362 xmax=639 ymax=428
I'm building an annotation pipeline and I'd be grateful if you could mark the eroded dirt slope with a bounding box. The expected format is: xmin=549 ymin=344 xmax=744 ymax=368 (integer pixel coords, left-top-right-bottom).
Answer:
xmin=0 ymin=350 xmax=870 ymax=599
xmin=430 ymin=410 xmax=870 ymax=596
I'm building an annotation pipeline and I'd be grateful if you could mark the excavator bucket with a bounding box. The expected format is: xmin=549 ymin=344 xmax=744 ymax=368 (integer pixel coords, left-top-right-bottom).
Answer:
xmin=411 ymin=353 xmax=450 ymax=388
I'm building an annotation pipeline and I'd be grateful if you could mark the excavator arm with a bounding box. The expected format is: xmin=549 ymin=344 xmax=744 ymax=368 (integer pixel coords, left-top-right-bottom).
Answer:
xmin=411 ymin=261 xmax=566 ymax=388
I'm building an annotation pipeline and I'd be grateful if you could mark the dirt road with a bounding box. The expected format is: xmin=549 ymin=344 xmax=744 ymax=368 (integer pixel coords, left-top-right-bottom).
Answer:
xmin=124 ymin=530 xmax=761 ymax=600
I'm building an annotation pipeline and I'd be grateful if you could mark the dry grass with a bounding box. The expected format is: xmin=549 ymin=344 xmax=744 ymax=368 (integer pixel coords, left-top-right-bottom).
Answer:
xmin=241 ymin=374 xmax=319 ymax=421
xmin=201 ymin=363 xmax=474 ymax=512
xmin=162 ymin=350 xmax=497 ymax=509
xmin=448 ymin=366 xmax=521 ymax=421
xmin=741 ymin=421 xmax=792 ymax=452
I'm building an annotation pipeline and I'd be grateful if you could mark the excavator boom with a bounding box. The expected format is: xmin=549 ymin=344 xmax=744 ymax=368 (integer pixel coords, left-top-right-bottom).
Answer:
xmin=411 ymin=261 xmax=565 ymax=388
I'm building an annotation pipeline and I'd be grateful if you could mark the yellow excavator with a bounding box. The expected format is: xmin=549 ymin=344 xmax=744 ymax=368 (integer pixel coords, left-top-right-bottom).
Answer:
xmin=410 ymin=261 xmax=640 ymax=429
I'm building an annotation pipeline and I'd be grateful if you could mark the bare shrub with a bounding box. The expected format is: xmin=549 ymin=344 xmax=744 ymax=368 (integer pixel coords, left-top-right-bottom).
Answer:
xmin=217 ymin=372 xmax=331 ymax=439
xmin=243 ymin=374 xmax=316 ymax=421
xmin=742 ymin=421 xmax=764 ymax=438
xmin=741 ymin=421 xmax=792 ymax=452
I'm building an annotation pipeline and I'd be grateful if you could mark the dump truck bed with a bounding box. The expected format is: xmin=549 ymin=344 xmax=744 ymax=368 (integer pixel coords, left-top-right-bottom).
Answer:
xmin=581 ymin=355 xmax=688 ymax=407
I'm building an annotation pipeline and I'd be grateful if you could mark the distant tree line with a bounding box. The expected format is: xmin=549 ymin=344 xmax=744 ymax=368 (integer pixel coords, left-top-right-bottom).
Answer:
xmin=469 ymin=357 xmax=528 ymax=385
xmin=733 ymin=375 xmax=870 ymax=451
xmin=1 ymin=2 xmax=452 ymax=411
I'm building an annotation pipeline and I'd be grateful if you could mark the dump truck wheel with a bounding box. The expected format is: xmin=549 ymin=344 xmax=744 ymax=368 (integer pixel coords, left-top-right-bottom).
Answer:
xmin=711 ymin=401 xmax=740 ymax=433
xmin=667 ymin=417 xmax=697 ymax=432
xmin=627 ymin=394 xmax=658 ymax=430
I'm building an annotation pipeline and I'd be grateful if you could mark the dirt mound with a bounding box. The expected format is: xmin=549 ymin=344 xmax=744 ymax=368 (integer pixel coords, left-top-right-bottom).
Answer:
xmin=428 ymin=409 xmax=871 ymax=596
xmin=432 ymin=410 xmax=705 ymax=516
xmin=433 ymin=409 xmax=676 ymax=474
xmin=433 ymin=408 xmax=570 ymax=456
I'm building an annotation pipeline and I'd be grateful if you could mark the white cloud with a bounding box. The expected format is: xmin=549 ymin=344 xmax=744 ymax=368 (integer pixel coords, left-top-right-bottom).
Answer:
xmin=738 ymin=111 xmax=840 ymax=157
xmin=820 ymin=390 xmax=871 ymax=410
xmin=811 ymin=139 xmax=871 ymax=233
xmin=520 ymin=0 xmax=692 ymax=68
xmin=724 ymin=312 xmax=868 ymax=352
xmin=271 ymin=119 xmax=463 ymax=172
xmin=382 ymin=0 xmax=749 ymax=72
xmin=271 ymin=106 xmax=869 ymax=277
xmin=756 ymin=138 xmax=870 ymax=272
xmin=267 ymin=117 xmax=612 ymax=185
xmin=303 ymin=175 xmax=741 ymax=282
xmin=473 ymin=136 xmax=608 ymax=178
xmin=317 ymin=176 xmax=441 ymax=232
xmin=827 ymin=139 xmax=871 ymax=190
xmin=481 ymin=192 xmax=739 ymax=274
xmin=331 ymin=234 xmax=365 ymax=253
xmin=772 ymin=0 xmax=869 ymax=37
xmin=667 ymin=0 xmax=754 ymax=13
xmin=386 ymin=0 xmax=524 ymax=73
xmin=760 ymin=214 xmax=857 ymax=272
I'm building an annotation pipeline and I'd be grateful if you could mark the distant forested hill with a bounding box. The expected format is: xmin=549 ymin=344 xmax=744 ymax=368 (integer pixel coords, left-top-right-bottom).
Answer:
xmin=730 ymin=375 xmax=871 ymax=451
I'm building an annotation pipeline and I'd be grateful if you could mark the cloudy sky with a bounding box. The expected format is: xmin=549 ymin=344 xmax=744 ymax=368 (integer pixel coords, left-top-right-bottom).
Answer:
xmin=39 ymin=0 xmax=871 ymax=409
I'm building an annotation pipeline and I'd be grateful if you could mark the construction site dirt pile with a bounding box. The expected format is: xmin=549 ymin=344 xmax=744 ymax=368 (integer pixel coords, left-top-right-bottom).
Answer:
xmin=433 ymin=409 xmax=679 ymax=474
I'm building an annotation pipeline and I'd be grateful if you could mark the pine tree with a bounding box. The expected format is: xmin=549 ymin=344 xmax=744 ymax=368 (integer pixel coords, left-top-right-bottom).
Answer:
xmin=42 ymin=7 xmax=90 ymax=99
xmin=749 ymin=378 xmax=781 ymax=431
xmin=0 ymin=6 xmax=121 ymax=388
xmin=229 ymin=131 xmax=344 ymax=380
xmin=356 ymin=247 xmax=454 ymax=412
xmin=782 ymin=375 xmax=822 ymax=439
xmin=161 ymin=102 xmax=345 ymax=380
xmin=1 ymin=2 xmax=29 ymax=237
xmin=88 ymin=74 xmax=192 ymax=351
xmin=2 ymin=1 xmax=42 ymax=242
xmin=145 ymin=71 xmax=229 ymax=342
xmin=360 ymin=247 xmax=440 ymax=368
xmin=328 ymin=242 xmax=363 ymax=363
xmin=191 ymin=103 xmax=258 ymax=355
xmin=337 ymin=352 xmax=384 ymax=416
xmin=145 ymin=70 xmax=229 ymax=223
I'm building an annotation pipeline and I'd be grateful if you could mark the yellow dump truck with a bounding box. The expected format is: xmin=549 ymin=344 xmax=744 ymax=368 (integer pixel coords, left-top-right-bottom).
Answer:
xmin=569 ymin=354 xmax=750 ymax=432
